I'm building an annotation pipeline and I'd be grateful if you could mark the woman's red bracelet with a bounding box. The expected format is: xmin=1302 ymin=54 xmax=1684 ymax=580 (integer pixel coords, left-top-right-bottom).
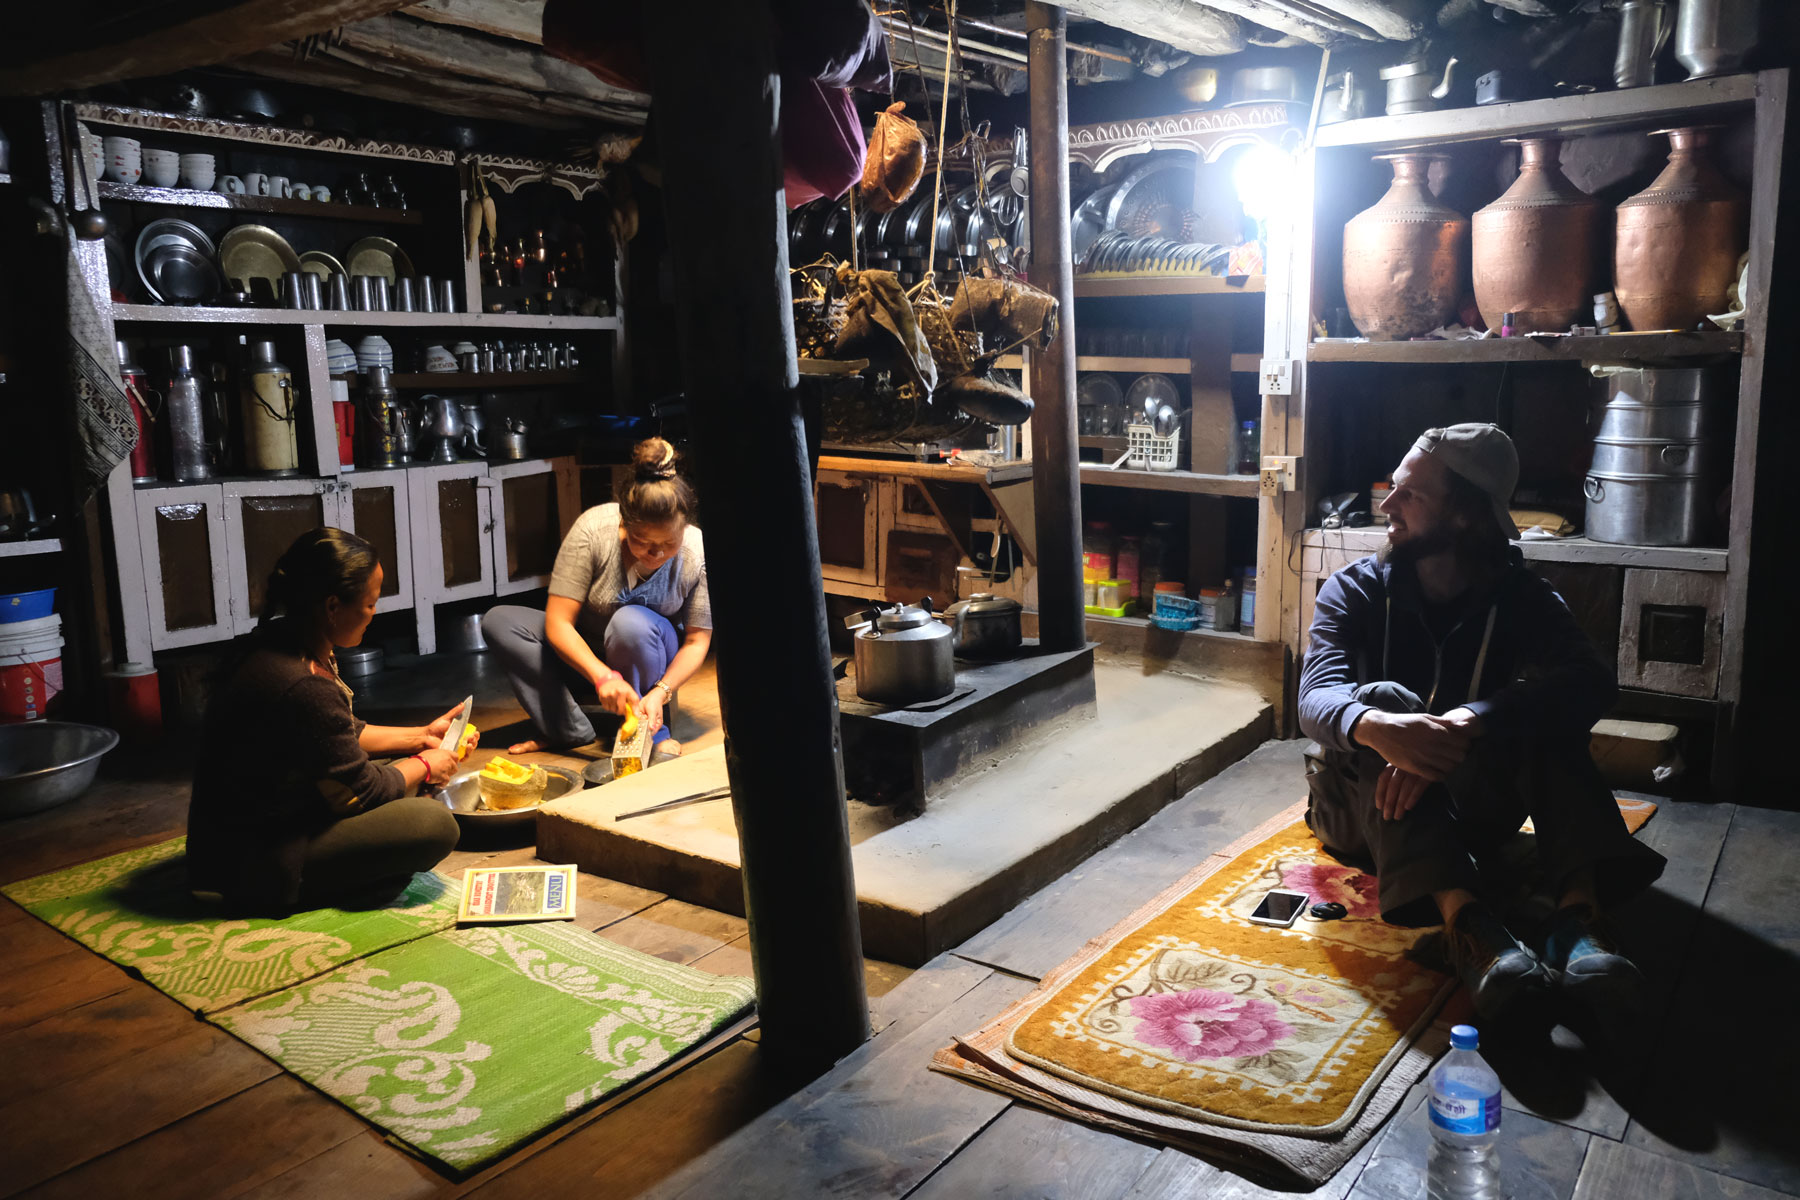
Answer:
xmin=411 ymin=753 xmax=433 ymax=784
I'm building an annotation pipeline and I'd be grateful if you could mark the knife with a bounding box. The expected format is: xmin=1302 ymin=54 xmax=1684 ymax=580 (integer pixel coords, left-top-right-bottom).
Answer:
xmin=439 ymin=695 xmax=475 ymax=753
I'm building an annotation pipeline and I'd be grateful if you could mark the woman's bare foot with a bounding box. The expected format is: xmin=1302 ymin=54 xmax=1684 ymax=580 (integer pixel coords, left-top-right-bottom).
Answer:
xmin=659 ymin=739 xmax=682 ymax=758
xmin=506 ymin=738 xmax=546 ymax=755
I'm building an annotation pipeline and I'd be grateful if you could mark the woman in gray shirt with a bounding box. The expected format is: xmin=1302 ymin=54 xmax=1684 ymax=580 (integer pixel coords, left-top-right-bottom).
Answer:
xmin=483 ymin=438 xmax=712 ymax=754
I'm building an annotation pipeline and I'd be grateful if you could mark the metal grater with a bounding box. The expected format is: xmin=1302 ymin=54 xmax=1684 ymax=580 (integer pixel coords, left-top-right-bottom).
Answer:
xmin=610 ymin=717 xmax=655 ymax=778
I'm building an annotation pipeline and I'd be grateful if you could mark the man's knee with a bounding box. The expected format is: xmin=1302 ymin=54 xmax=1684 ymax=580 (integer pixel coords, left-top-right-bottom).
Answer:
xmin=1353 ymin=681 xmax=1424 ymax=715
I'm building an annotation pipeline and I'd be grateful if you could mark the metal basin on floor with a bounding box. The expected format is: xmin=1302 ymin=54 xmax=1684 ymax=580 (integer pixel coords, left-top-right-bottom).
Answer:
xmin=436 ymin=763 xmax=583 ymax=830
xmin=0 ymin=722 xmax=120 ymax=819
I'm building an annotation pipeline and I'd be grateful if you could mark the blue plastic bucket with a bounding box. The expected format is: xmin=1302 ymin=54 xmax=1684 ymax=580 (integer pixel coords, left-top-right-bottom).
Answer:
xmin=0 ymin=590 xmax=56 ymax=624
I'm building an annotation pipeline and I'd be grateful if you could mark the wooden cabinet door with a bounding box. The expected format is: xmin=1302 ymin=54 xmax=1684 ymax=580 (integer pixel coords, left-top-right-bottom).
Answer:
xmin=340 ymin=473 xmax=414 ymax=614
xmin=815 ymin=469 xmax=884 ymax=589
xmin=487 ymin=460 xmax=562 ymax=596
xmin=408 ymin=462 xmax=495 ymax=606
xmin=220 ymin=479 xmax=343 ymax=635
xmin=134 ymin=484 xmax=232 ymax=650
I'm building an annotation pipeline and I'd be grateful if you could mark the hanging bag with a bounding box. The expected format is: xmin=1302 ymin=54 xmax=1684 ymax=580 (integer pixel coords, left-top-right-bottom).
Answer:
xmin=859 ymin=102 xmax=926 ymax=214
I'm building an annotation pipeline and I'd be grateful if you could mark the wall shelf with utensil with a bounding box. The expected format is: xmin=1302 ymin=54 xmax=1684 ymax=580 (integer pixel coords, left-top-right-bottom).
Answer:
xmin=384 ymin=371 xmax=597 ymax=389
xmin=1278 ymin=70 xmax=1790 ymax=791
xmin=96 ymin=181 xmax=425 ymax=225
xmin=1072 ymin=275 xmax=1264 ymax=299
xmin=1079 ymin=466 xmax=1260 ymax=497
xmin=1307 ymin=331 xmax=1743 ymax=365
xmin=996 ymin=354 xmax=1262 ymax=374
xmin=0 ymin=539 xmax=63 ymax=559
xmin=110 ymin=304 xmax=619 ymax=331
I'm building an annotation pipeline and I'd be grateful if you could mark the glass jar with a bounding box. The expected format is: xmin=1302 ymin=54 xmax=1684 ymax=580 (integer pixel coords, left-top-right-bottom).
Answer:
xmin=1140 ymin=520 xmax=1173 ymax=598
xmin=1115 ymin=535 xmax=1142 ymax=606
xmin=1214 ymin=579 xmax=1240 ymax=631
xmin=1236 ymin=419 xmax=1261 ymax=475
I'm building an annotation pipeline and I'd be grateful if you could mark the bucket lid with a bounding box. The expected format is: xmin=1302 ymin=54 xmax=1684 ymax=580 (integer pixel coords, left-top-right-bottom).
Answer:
xmin=0 ymin=613 xmax=61 ymax=639
xmin=107 ymin=660 xmax=157 ymax=677
xmin=0 ymin=634 xmax=64 ymax=659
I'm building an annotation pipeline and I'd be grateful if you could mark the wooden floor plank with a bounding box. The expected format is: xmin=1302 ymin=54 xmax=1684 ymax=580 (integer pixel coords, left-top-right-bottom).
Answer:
xmin=0 ymin=947 xmax=132 ymax=1037
xmin=1622 ymin=806 xmax=1800 ymax=1195
xmin=596 ymin=899 xmax=749 ymax=967
xmin=905 ymin=1104 xmax=1163 ymax=1200
xmin=0 ymin=775 xmax=190 ymax=886
xmin=866 ymin=952 xmax=997 ymax=1039
xmin=17 ymin=1074 xmax=370 ymax=1200
xmin=0 ymin=985 xmax=206 ymax=1104
xmin=955 ymin=739 xmax=1306 ymax=982
xmin=639 ymin=971 xmax=1030 ymax=1200
xmin=464 ymin=1041 xmax=786 ymax=1200
xmin=572 ymin=873 xmax=668 ymax=931
xmin=1573 ymin=1138 xmax=1796 ymax=1200
xmin=231 ymin=1132 xmax=444 ymax=1200
xmin=0 ymin=1016 xmax=278 ymax=1195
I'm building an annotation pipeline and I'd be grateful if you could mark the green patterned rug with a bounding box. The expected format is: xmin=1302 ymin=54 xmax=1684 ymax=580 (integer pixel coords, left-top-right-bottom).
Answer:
xmin=210 ymin=921 xmax=757 ymax=1171
xmin=2 ymin=837 xmax=460 ymax=1014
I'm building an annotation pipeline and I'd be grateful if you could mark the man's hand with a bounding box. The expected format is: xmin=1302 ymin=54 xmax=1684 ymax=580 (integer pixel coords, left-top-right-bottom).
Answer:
xmin=1375 ymin=764 xmax=1432 ymax=821
xmin=1353 ymin=710 xmax=1472 ymax=780
xmin=1437 ymin=706 xmax=1485 ymax=735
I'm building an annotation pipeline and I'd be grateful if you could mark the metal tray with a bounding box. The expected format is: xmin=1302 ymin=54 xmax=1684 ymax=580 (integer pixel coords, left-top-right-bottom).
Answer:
xmin=436 ymin=763 xmax=583 ymax=830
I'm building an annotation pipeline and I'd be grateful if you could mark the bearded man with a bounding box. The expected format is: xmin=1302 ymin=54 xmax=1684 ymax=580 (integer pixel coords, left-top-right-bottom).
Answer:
xmin=1298 ymin=424 xmax=1665 ymax=1025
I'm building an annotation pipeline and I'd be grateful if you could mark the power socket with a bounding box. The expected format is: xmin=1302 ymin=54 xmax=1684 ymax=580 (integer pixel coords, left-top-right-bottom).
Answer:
xmin=1260 ymin=455 xmax=1299 ymax=496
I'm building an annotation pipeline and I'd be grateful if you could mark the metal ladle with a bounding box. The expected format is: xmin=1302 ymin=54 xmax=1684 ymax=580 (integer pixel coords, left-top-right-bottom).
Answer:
xmin=63 ymin=109 xmax=106 ymax=240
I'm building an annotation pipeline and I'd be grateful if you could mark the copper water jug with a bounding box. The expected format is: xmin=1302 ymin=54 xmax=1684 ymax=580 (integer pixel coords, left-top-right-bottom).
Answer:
xmin=1472 ymin=138 xmax=1601 ymax=333
xmin=1613 ymin=126 xmax=1745 ymax=331
xmin=1342 ymin=153 xmax=1468 ymax=341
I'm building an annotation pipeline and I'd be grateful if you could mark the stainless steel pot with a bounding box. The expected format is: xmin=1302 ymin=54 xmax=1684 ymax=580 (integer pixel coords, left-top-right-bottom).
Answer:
xmin=1590 ymin=437 xmax=1705 ymax=476
xmin=846 ymin=600 xmax=955 ymax=704
xmin=1228 ymin=66 xmax=1301 ymax=105
xmin=946 ymin=592 xmax=1023 ymax=661
xmin=1676 ymin=0 xmax=1760 ymax=79
xmin=1597 ymin=402 xmax=1707 ymax=441
xmin=1599 ymin=366 xmax=1728 ymax=436
xmin=1380 ymin=56 xmax=1458 ymax=115
xmin=1585 ymin=472 xmax=1710 ymax=545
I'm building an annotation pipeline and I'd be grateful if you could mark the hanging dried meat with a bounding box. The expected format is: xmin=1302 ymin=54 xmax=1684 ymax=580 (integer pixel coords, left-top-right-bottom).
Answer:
xmin=859 ymin=102 xmax=926 ymax=214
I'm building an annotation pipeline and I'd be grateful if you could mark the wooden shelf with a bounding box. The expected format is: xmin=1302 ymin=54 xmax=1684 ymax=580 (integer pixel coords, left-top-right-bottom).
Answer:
xmin=130 ymin=459 xmax=555 ymax=491
xmin=1307 ymin=331 xmax=1743 ymax=365
xmin=96 ymin=181 xmax=425 ymax=225
xmin=996 ymin=354 xmax=1261 ymax=374
xmin=1080 ymin=465 xmax=1260 ymax=497
xmin=110 ymin=304 xmax=619 ymax=331
xmin=1085 ymin=612 xmax=1260 ymax=644
xmin=815 ymin=454 xmax=1032 ymax=486
xmin=1301 ymin=527 xmax=1727 ymax=573
xmin=386 ymin=371 xmax=595 ymax=389
xmin=0 ymin=538 xmax=62 ymax=558
xmin=1314 ymin=73 xmax=1758 ymax=150
xmin=1072 ymin=276 xmax=1265 ymax=299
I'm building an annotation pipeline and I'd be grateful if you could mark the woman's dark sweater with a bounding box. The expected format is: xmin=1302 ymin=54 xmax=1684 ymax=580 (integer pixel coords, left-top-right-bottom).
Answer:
xmin=187 ymin=623 xmax=406 ymax=907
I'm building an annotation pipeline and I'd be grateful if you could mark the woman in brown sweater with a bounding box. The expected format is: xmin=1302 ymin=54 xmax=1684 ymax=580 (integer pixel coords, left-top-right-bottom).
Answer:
xmin=188 ymin=528 xmax=466 ymax=912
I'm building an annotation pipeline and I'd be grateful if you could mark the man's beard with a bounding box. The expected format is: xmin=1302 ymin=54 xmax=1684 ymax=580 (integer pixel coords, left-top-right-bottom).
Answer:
xmin=1380 ymin=523 xmax=1456 ymax=567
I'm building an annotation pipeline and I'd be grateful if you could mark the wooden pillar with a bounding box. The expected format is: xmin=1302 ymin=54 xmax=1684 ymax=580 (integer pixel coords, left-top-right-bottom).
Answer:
xmin=1025 ymin=2 xmax=1085 ymax=652
xmin=642 ymin=0 xmax=869 ymax=1072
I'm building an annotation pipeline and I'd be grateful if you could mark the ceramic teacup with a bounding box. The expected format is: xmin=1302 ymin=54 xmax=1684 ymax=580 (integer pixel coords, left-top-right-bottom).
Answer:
xmin=215 ymin=175 xmax=245 ymax=195
xmin=243 ymin=172 xmax=269 ymax=197
xmin=267 ymin=175 xmax=290 ymax=199
xmin=311 ymin=185 xmax=332 ymax=203
xmin=141 ymin=149 xmax=180 ymax=188
xmin=177 ymin=153 xmax=215 ymax=191
xmin=423 ymin=344 xmax=457 ymax=373
xmin=291 ymin=183 xmax=313 ymax=201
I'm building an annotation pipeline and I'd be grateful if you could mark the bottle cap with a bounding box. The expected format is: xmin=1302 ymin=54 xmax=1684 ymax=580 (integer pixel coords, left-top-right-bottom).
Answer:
xmin=1450 ymin=1023 xmax=1479 ymax=1051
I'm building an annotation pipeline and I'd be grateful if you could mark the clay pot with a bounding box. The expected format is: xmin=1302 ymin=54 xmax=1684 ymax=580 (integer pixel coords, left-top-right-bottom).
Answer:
xmin=1342 ymin=154 xmax=1469 ymax=341
xmin=1613 ymin=126 xmax=1746 ymax=331
xmin=1472 ymin=138 xmax=1601 ymax=333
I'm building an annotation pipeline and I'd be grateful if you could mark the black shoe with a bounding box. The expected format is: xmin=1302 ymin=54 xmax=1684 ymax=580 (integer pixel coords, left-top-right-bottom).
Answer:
xmin=1444 ymin=902 xmax=1552 ymax=1023
xmin=1541 ymin=903 xmax=1646 ymax=1003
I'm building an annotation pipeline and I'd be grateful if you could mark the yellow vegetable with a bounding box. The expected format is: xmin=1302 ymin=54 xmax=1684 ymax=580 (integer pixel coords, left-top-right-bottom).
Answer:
xmin=619 ymin=709 xmax=639 ymax=742
xmin=477 ymin=756 xmax=549 ymax=810
xmin=480 ymin=756 xmax=535 ymax=783
xmin=458 ymin=722 xmax=480 ymax=760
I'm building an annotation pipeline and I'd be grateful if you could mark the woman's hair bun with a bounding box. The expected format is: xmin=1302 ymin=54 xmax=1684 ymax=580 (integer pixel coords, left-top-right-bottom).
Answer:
xmin=631 ymin=437 xmax=680 ymax=482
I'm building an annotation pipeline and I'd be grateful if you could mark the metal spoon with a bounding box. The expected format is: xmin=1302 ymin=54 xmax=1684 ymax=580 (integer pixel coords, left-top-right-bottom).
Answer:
xmin=63 ymin=108 xmax=106 ymax=240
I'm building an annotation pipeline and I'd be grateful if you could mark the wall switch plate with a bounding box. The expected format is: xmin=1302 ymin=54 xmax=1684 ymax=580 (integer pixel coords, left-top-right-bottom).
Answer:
xmin=1259 ymin=358 xmax=1292 ymax=395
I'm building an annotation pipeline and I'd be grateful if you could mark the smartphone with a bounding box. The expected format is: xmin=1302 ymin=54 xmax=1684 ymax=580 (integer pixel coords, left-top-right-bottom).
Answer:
xmin=1248 ymin=889 xmax=1310 ymax=927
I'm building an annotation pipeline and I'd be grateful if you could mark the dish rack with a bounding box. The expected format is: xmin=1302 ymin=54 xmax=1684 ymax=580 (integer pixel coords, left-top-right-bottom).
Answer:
xmin=1127 ymin=420 xmax=1183 ymax=472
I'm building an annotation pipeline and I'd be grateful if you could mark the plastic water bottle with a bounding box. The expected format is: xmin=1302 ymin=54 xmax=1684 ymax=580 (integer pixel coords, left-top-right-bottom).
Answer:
xmin=1427 ymin=1024 xmax=1503 ymax=1200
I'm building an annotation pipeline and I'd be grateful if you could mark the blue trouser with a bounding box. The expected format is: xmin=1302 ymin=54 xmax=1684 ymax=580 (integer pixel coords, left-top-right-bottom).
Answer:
xmin=482 ymin=603 xmax=677 ymax=749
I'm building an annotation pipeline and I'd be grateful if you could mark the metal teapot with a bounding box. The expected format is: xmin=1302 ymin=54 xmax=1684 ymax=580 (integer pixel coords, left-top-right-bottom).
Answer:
xmin=418 ymin=394 xmax=462 ymax=463
xmin=845 ymin=598 xmax=955 ymax=705
xmin=1380 ymin=55 xmax=1459 ymax=116
xmin=1318 ymin=71 xmax=1371 ymax=125
xmin=458 ymin=398 xmax=487 ymax=458
xmin=945 ymin=592 xmax=1023 ymax=661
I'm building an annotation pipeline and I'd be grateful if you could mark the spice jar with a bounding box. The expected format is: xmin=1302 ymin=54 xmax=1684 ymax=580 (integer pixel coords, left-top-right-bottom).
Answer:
xmin=1082 ymin=520 xmax=1117 ymax=582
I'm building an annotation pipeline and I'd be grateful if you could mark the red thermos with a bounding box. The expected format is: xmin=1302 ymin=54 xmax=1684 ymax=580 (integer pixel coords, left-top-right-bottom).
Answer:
xmin=116 ymin=340 xmax=157 ymax=483
xmin=331 ymin=379 xmax=356 ymax=470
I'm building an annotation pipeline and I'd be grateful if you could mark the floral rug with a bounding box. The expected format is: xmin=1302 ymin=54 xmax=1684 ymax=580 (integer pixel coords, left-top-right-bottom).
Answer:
xmin=1 ymin=838 xmax=460 ymax=1014
xmin=1006 ymin=816 xmax=1453 ymax=1137
xmin=209 ymin=922 xmax=757 ymax=1172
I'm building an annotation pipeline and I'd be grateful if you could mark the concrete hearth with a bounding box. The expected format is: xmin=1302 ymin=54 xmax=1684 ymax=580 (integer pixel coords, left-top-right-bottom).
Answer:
xmin=537 ymin=664 xmax=1272 ymax=965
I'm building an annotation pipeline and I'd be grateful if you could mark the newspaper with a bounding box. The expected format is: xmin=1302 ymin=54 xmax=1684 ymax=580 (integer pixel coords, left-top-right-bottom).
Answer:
xmin=457 ymin=864 xmax=579 ymax=924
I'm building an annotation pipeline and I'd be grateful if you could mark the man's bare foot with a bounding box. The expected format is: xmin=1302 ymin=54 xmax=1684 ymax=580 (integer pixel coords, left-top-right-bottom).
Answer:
xmin=506 ymin=738 xmax=546 ymax=755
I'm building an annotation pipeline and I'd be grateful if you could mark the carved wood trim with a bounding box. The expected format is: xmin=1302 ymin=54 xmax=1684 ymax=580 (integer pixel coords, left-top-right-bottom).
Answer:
xmin=72 ymin=103 xmax=456 ymax=165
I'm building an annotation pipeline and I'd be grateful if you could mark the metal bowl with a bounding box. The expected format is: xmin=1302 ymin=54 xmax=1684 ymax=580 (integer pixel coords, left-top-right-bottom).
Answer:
xmin=436 ymin=763 xmax=584 ymax=830
xmin=0 ymin=722 xmax=120 ymax=819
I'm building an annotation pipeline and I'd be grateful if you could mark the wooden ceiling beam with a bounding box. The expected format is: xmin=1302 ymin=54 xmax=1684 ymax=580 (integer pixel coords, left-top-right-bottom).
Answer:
xmin=1280 ymin=0 xmax=1426 ymax=41
xmin=1193 ymin=0 xmax=1378 ymax=42
xmin=0 ymin=0 xmax=415 ymax=95
xmin=331 ymin=13 xmax=646 ymax=107
xmin=404 ymin=0 xmax=546 ymax=46
xmin=1055 ymin=0 xmax=1248 ymax=57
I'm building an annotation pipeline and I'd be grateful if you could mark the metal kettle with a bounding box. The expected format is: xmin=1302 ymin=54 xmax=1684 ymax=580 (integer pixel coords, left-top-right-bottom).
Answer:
xmin=945 ymin=592 xmax=1023 ymax=661
xmin=845 ymin=598 xmax=955 ymax=705
xmin=1380 ymin=55 xmax=1458 ymax=116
